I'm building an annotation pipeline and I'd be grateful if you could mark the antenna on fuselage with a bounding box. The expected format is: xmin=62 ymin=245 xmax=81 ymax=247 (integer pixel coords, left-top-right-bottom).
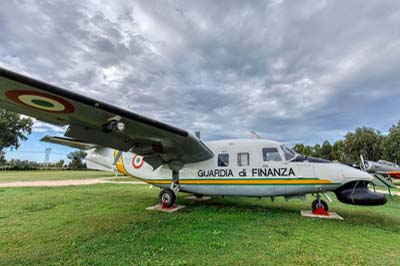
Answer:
xmin=250 ymin=131 xmax=261 ymax=139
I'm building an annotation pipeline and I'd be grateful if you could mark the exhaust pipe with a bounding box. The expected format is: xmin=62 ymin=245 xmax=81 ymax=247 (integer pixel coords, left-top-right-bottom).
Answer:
xmin=334 ymin=181 xmax=387 ymax=206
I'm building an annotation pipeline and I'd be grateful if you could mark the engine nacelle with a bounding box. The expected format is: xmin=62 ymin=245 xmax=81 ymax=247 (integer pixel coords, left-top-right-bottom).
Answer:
xmin=131 ymin=140 xmax=163 ymax=156
xmin=362 ymin=160 xmax=375 ymax=172
xmin=334 ymin=180 xmax=387 ymax=205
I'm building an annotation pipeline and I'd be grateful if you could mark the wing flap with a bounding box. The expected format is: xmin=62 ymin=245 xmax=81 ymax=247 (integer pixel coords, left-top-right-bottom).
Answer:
xmin=65 ymin=124 xmax=135 ymax=151
xmin=41 ymin=135 xmax=97 ymax=150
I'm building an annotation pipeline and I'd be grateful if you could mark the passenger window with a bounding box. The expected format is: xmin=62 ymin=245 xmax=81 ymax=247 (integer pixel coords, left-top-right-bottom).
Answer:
xmin=218 ymin=153 xmax=229 ymax=167
xmin=237 ymin=153 xmax=250 ymax=166
xmin=263 ymin=147 xmax=282 ymax=161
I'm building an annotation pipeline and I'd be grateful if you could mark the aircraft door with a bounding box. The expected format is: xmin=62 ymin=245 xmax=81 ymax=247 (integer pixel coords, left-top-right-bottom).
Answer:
xmin=262 ymin=147 xmax=284 ymax=196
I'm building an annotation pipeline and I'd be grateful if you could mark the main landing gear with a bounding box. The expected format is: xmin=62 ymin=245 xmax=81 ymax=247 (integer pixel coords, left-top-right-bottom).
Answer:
xmin=311 ymin=193 xmax=329 ymax=215
xmin=158 ymin=160 xmax=183 ymax=209
xmin=159 ymin=188 xmax=176 ymax=208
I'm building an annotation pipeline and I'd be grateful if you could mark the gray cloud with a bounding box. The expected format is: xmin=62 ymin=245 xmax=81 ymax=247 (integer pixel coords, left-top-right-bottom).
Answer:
xmin=1 ymin=0 xmax=400 ymax=145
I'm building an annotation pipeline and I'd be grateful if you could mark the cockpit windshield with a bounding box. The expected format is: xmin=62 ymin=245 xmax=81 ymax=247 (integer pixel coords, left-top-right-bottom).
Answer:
xmin=377 ymin=160 xmax=400 ymax=168
xmin=281 ymin=145 xmax=297 ymax=161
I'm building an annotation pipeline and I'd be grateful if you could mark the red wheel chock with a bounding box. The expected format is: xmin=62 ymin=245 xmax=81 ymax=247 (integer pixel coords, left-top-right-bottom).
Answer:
xmin=161 ymin=198 xmax=168 ymax=209
xmin=313 ymin=207 xmax=329 ymax=216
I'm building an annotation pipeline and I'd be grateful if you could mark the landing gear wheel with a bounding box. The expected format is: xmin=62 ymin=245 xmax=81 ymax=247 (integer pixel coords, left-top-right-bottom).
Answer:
xmin=159 ymin=189 xmax=176 ymax=208
xmin=312 ymin=199 xmax=328 ymax=212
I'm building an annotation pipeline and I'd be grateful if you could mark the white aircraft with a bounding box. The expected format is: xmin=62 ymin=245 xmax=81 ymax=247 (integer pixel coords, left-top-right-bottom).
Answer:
xmin=360 ymin=155 xmax=400 ymax=179
xmin=360 ymin=155 xmax=400 ymax=178
xmin=0 ymin=68 xmax=387 ymax=211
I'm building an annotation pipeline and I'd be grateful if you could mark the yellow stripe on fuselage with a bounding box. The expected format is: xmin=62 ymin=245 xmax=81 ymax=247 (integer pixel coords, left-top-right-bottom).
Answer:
xmin=140 ymin=179 xmax=333 ymax=185
xmin=114 ymin=150 xmax=129 ymax=176
xmin=113 ymin=150 xmax=333 ymax=186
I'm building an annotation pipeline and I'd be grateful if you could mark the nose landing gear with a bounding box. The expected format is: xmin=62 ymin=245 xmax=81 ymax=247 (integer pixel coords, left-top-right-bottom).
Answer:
xmin=312 ymin=193 xmax=329 ymax=215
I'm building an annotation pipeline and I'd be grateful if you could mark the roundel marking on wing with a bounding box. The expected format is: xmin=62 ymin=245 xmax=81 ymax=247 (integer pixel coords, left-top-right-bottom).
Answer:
xmin=132 ymin=155 xmax=144 ymax=169
xmin=5 ymin=90 xmax=75 ymax=114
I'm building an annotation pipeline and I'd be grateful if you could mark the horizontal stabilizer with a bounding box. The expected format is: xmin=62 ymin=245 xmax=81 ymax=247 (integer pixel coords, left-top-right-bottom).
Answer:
xmin=41 ymin=136 xmax=97 ymax=150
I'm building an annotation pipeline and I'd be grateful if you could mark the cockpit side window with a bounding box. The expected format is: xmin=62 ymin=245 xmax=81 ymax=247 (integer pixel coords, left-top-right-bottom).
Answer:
xmin=281 ymin=145 xmax=296 ymax=161
xmin=237 ymin=152 xmax=250 ymax=166
xmin=218 ymin=153 xmax=229 ymax=167
xmin=262 ymin=147 xmax=282 ymax=161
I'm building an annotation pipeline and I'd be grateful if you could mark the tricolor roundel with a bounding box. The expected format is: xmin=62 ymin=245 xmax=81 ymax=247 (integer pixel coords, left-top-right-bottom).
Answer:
xmin=5 ymin=90 xmax=75 ymax=114
xmin=132 ymin=155 xmax=144 ymax=169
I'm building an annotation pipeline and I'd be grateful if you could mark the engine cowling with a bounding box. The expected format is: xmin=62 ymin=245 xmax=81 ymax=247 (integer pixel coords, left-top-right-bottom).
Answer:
xmin=131 ymin=140 xmax=163 ymax=156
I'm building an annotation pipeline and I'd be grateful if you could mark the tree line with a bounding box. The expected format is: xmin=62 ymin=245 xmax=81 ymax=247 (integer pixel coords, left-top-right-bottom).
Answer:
xmin=292 ymin=122 xmax=400 ymax=164
xmin=1 ymin=150 xmax=88 ymax=170
xmin=0 ymin=109 xmax=87 ymax=169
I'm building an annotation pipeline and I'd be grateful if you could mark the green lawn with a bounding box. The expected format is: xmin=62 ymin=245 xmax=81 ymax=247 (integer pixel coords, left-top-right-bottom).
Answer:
xmin=0 ymin=170 xmax=115 ymax=182
xmin=0 ymin=184 xmax=399 ymax=266
xmin=105 ymin=176 xmax=140 ymax=182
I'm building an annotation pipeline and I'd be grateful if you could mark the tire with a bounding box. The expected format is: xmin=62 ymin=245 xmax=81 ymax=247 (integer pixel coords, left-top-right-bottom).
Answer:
xmin=159 ymin=189 xmax=176 ymax=207
xmin=312 ymin=199 xmax=328 ymax=212
xmin=194 ymin=194 xmax=203 ymax=198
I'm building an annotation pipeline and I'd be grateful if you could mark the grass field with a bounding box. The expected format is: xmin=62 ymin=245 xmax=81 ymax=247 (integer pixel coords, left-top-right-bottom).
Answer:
xmin=1 ymin=184 xmax=399 ymax=266
xmin=0 ymin=170 xmax=115 ymax=182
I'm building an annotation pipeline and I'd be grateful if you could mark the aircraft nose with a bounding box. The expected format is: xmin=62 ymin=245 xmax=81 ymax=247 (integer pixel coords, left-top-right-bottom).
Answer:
xmin=341 ymin=164 xmax=373 ymax=182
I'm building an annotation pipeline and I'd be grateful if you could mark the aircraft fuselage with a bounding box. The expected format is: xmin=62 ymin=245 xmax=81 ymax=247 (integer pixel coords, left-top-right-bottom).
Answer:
xmin=85 ymin=139 xmax=386 ymax=205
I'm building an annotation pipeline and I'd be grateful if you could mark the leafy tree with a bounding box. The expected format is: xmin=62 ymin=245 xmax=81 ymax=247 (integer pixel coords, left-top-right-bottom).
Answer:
xmin=332 ymin=140 xmax=346 ymax=162
xmin=312 ymin=144 xmax=321 ymax=158
xmin=383 ymin=121 xmax=400 ymax=163
xmin=55 ymin=159 xmax=65 ymax=168
xmin=67 ymin=150 xmax=87 ymax=169
xmin=292 ymin=144 xmax=313 ymax=156
xmin=343 ymin=127 xmax=384 ymax=163
xmin=0 ymin=109 xmax=33 ymax=162
xmin=293 ymin=144 xmax=305 ymax=154
xmin=303 ymin=145 xmax=313 ymax=156
xmin=320 ymin=140 xmax=333 ymax=160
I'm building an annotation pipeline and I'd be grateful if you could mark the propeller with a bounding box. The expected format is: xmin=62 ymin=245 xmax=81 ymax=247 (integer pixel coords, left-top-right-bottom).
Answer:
xmin=360 ymin=155 xmax=368 ymax=171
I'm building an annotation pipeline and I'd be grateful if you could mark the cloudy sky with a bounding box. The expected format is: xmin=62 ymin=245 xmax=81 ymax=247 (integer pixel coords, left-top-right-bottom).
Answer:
xmin=1 ymin=0 xmax=400 ymax=161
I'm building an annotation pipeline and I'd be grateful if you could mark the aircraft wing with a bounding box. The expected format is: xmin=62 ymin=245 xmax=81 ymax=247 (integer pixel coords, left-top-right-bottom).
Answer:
xmin=0 ymin=67 xmax=214 ymax=168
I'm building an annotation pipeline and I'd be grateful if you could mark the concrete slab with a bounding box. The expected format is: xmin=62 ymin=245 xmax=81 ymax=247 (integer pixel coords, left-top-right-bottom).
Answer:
xmin=184 ymin=196 xmax=212 ymax=202
xmin=146 ymin=204 xmax=186 ymax=213
xmin=300 ymin=210 xmax=344 ymax=220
